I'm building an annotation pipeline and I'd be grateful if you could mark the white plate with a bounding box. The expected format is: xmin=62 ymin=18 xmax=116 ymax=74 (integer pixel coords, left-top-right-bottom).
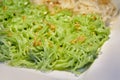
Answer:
xmin=0 ymin=0 xmax=120 ymax=80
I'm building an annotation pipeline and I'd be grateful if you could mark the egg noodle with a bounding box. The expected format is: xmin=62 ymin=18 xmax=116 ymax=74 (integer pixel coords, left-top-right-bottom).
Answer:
xmin=31 ymin=0 xmax=119 ymax=23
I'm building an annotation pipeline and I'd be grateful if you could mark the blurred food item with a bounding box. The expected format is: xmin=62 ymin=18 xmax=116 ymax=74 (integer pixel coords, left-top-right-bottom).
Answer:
xmin=30 ymin=0 xmax=119 ymax=23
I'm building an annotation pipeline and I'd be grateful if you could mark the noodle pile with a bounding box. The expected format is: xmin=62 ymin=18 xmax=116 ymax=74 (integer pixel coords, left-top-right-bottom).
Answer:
xmin=0 ymin=0 xmax=110 ymax=74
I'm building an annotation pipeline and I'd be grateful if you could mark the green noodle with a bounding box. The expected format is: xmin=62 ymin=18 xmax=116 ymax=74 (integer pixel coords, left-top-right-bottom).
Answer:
xmin=0 ymin=0 xmax=110 ymax=73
